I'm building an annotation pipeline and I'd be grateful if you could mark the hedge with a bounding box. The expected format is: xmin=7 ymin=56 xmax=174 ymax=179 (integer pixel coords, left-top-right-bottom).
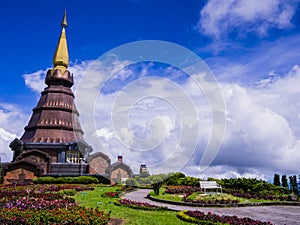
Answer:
xmin=33 ymin=176 xmax=99 ymax=184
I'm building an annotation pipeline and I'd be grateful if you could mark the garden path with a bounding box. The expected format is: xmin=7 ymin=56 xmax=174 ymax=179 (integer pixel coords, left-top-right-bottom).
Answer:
xmin=123 ymin=189 xmax=300 ymax=225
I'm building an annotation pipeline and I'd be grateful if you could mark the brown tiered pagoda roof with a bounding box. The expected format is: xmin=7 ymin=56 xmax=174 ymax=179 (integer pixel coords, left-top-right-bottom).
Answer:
xmin=20 ymin=11 xmax=84 ymax=144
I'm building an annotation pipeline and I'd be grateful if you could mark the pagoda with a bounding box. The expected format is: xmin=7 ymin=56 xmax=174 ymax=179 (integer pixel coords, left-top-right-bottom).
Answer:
xmin=2 ymin=11 xmax=92 ymax=184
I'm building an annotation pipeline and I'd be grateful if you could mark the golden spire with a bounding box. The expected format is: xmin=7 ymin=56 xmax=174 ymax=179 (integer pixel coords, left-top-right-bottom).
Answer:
xmin=52 ymin=10 xmax=69 ymax=73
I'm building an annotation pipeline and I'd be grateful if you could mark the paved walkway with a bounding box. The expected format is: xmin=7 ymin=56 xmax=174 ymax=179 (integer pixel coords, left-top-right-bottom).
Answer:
xmin=123 ymin=189 xmax=300 ymax=225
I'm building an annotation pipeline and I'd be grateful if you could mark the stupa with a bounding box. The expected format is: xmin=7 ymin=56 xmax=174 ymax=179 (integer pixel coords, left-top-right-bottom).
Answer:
xmin=3 ymin=11 xmax=92 ymax=185
xmin=2 ymin=11 xmax=141 ymax=185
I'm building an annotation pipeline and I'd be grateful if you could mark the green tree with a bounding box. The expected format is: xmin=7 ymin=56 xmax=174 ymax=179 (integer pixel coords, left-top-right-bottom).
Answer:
xmin=292 ymin=175 xmax=298 ymax=194
xmin=282 ymin=175 xmax=288 ymax=188
xmin=165 ymin=172 xmax=185 ymax=185
xmin=140 ymin=171 xmax=150 ymax=178
xmin=151 ymin=175 xmax=164 ymax=195
xmin=125 ymin=178 xmax=139 ymax=187
xmin=288 ymin=175 xmax=298 ymax=193
xmin=273 ymin=174 xmax=280 ymax=186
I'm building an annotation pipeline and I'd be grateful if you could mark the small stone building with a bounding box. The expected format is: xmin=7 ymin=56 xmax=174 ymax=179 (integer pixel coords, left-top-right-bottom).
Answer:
xmin=88 ymin=152 xmax=111 ymax=175
xmin=107 ymin=156 xmax=133 ymax=182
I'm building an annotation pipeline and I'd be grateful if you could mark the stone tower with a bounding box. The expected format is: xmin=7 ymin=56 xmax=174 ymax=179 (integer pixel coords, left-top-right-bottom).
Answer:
xmin=3 ymin=11 xmax=92 ymax=184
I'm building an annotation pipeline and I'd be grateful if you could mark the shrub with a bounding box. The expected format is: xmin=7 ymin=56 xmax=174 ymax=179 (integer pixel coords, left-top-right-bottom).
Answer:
xmin=165 ymin=172 xmax=186 ymax=185
xmin=77 ymin=176 xmax=99 ymax=184
xmin=33 ymin=176 xmax=99 ymax=184
xmin=165 ymin=173 xmax=201 ymax=186
xmin=178 ymin=210 xmax=274 ymax=225
xmin=33 ymin=176 xmax=56 ymax=184
xmin=219 ymin=178 xmax=290 ymax=196
xmin=125 ymin=178 xmax=139 ymax=187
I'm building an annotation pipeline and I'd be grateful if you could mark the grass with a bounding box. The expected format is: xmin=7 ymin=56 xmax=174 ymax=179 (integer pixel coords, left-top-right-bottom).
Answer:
xmin=74 ymin=185 xmax=191 ymax=225
xmin=149 ymin=189 xmax=184 ymax=202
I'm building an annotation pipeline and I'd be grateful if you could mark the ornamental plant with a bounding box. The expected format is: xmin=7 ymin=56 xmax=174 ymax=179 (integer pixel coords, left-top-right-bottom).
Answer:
xmin=178 ymin=210 xmax=274 ymax=225
xmin=116 ymin=198 xmax=168 ymax=211
xmin=165 ymin=186 xmax=201 ymax=194
xmin=0 ymin=206 xmax=110 ymax=225
xmin=101 ymin=191 xmax=120 ymax=198
xmin=0 ymin=184 xmax=109 ymax=224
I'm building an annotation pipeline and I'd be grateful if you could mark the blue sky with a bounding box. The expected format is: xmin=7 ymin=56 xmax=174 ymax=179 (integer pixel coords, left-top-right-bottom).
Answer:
xmin=1 ymin=0 xmax=300 ymax=179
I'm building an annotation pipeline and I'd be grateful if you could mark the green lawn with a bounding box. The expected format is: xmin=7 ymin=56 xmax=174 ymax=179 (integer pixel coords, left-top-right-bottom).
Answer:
xmin=74 ymin=185 xmax=191 ymax=225
xmin=149 ymin=189 xmax=183 ymax=202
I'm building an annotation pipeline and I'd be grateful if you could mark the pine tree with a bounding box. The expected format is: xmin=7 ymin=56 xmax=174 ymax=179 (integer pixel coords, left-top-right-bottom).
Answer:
xmin=273 ymin=173 xmax=280 ymax=186
xmin=289 ymin=175 xmax=298 ymax=194
xmin=282 ymin=175 xmax=288 ymax=188
xmin=292 ymin=175 xmax=298 ymax=194
xmin=289 ymin=176 xmax=294 ymax=192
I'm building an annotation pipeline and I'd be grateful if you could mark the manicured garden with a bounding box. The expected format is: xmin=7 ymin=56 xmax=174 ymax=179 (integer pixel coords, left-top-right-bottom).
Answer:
xmin=148 ymin=183 xmax=298 ymax=206
xmin=0 ymin=174 xmax=298 ymax=224
xmin=74 ymin=185 xmax=277 ymax=224
xmin=141 ymin=173 xmax=299 ymax=207
xmin=0 ymin=183 xmax=291 ymax=224
xmin=74 ymin=185 xmax=191 ymax=225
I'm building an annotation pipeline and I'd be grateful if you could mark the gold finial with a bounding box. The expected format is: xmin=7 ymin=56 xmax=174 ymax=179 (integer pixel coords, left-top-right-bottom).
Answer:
xmin=52 ymin=10 xmax=69 ymax=73
xmin=61 ymin=9 xmax=68 ymax=28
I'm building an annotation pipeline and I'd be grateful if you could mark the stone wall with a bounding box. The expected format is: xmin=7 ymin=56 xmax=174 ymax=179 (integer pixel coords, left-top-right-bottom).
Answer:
xmin=3 ymin=168 xmax=36 ymax=185
xmin=88 ymin=153 xmax=110 ymax=175
xmin=22 ymin=155 xmax=48 ymax=174
xmin=111 ymin=168 xmax=130 ymax=181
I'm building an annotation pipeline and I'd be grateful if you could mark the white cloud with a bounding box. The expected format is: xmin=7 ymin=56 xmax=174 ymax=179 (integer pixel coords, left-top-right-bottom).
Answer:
xmin=199 ymin=0 xmax=299 ymax=39
xmin=203 ymin=34 xmax=300 ymax=84
xmin=214 ymin=83 xmax=297 ymax=170
xmin=0 ymin=103 xmax=29 ymax=161
xmin=3 ymin=55 xmax=300 ymax=180
xmin=23 ymin=70 xmax=47 ymax=93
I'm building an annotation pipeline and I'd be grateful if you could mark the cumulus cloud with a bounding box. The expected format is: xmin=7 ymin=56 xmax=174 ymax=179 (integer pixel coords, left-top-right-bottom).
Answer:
xmin=203 ymin=34 xmax=300 ymax=84
xmin=23 ymin=70 xmax=47 ymax=93
xmin=182 ymin=67 xmax=300 ymax=178
xmin=0 ymin=103 xmax=29 ymax=161
xmin=215 ymin=84 xmax=296 ymax=170
xmin=4 ymin=54 xmax=300 ymax=179
xmin=198 ymin=0 xmax=299 ymax=39
xmin=74 ymin=57 xmax=300 ymax=177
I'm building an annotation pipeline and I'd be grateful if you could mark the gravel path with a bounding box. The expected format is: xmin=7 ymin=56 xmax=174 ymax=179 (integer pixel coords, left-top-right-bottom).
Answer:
xmin=123 ymin=189 xmax=300 ymax=225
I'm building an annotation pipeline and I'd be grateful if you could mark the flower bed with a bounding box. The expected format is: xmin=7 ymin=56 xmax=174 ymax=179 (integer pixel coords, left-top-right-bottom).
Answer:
xmin=178 ymin=210 xmax=274 ymax=225
xmin=0 ymin=185 xmax=109 ymax=224
xmin=165 ymin=186 xmax=201 ymax=194
xmin=0 ymin=206 xmax=109 ymax=225
xmin=0 ymin=185 xmax=95 ymax=210
xmin=228 ymin=192 xmax=289 ymax=201
xmin=115 ymin=198 xmax=168 ymax=211
xmin=101 ymin=191 xmax=120 ymax=198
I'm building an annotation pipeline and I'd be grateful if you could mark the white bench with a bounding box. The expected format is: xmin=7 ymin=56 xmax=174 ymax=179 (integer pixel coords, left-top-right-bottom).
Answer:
xmin=199 ymin=181 xmax=222 ymax=194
